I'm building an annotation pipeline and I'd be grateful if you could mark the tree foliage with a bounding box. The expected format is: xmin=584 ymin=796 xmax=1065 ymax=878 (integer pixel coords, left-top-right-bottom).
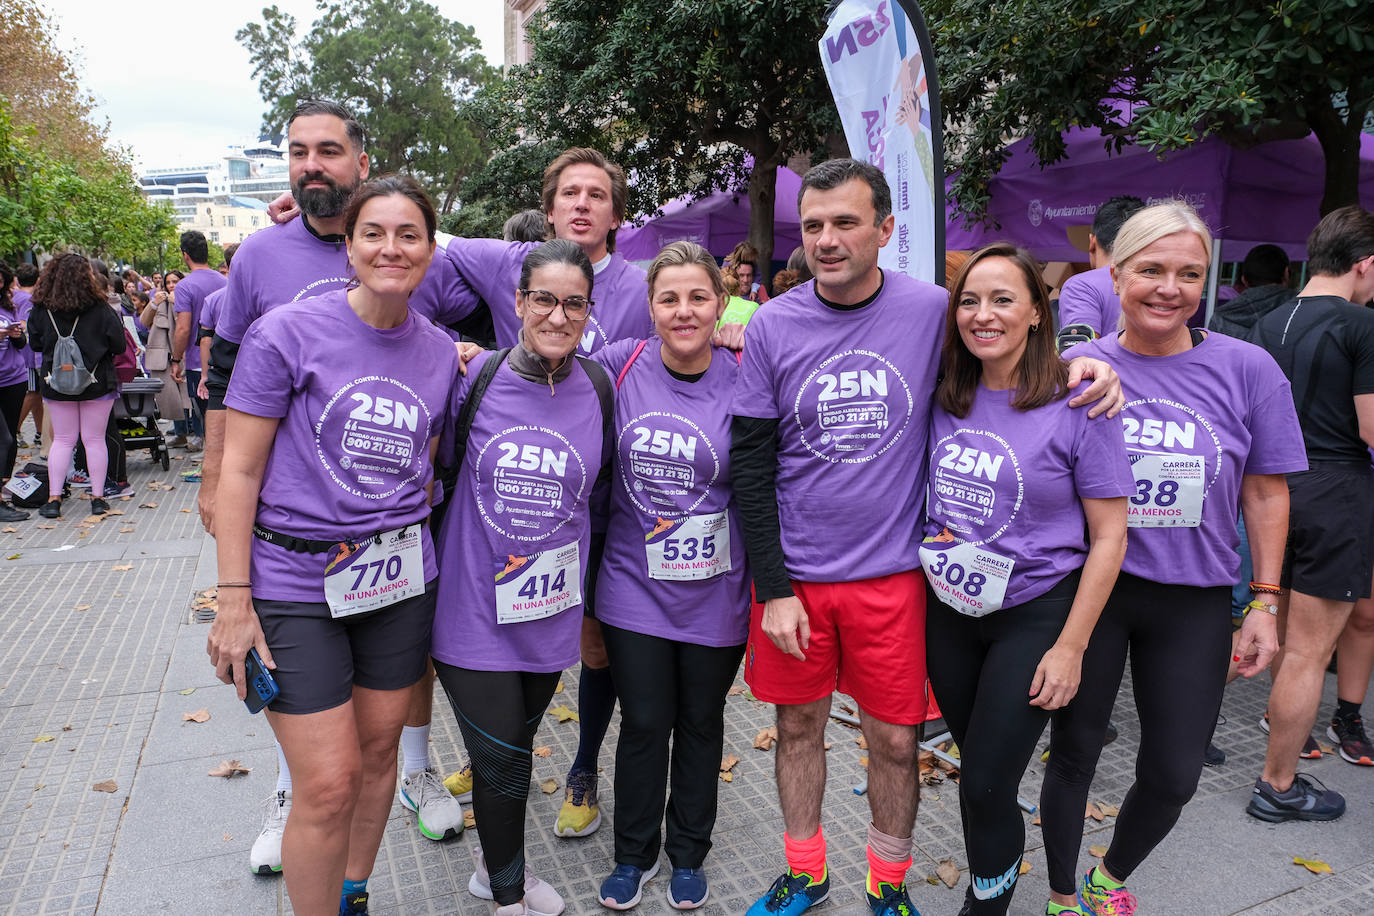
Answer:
xmin=0 ymin=2 xmax=176 ymax=264
xmin=238 ymin=0 xmax=496 ymax=211
xmin=462 ymin=0 xmax=843 ymax=275
xmin=929 ymin=0 xmax=1374 ymax=221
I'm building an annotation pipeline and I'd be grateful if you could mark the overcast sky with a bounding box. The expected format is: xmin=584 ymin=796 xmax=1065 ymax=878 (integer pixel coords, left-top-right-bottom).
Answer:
xmin=47 ymin=0 xmax=505 ymax=171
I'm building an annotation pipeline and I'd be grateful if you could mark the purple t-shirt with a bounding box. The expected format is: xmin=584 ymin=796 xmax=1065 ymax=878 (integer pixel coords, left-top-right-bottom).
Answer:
xmin=590 ymin=339 xmax=750 ymax=647
xmin=926 ymin=384 xmax=1134 ymax=606
xmin=201 ymin=287 xmax=223 ymax=333
xmin=12 ymin=288 xmax=38 ymax=371
xmin=1068 ymin=333 xmax=1308 ymax=586
xmin=731 ymin=273 xmax=947 ymax=582
xmin=0 ymin=292 xmax=29 ymax=386
xmin=439 ymin=239 xmax=652 ymax=353
xmin=173 ymin=268 xmax=227 ymax=372
xmin=431 ymin=351 xmax=608 ymax=673
xmin=214 ymin=217 xmax=475 ymax=349
xmin=225 ymin=290 xmax=457 ymax=602
xmin=1058 ymin=266 xmax=1119 ymax=337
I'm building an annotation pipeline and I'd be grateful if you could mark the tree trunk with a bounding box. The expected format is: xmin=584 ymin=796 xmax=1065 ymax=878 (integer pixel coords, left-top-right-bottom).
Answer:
xmin=1310 ymin=98 xmax=1366 ymax=216
xmin=747 ymin=158 xmax=778 ymax=290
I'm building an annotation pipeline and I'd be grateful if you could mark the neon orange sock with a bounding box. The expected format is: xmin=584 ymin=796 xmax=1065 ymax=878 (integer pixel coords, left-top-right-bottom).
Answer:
xmin=866 ymin=845 xmax=912 ymax=894
xmin=783 ymin=826 xmax=827 ymax=882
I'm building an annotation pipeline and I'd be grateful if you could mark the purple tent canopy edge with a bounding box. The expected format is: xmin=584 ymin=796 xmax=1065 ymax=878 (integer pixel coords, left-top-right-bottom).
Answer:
xmin=946 ymin=127 xmax=1374 ymax=262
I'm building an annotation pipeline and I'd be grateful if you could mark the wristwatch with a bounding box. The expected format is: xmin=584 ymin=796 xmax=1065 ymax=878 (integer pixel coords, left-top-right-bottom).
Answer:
xmin=1245 ymin=599 xmax=1278 ymax=617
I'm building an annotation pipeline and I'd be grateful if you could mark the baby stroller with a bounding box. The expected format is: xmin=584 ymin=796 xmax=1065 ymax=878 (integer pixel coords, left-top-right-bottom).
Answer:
xmin=114 ymin=375 xmax=171 ymax=471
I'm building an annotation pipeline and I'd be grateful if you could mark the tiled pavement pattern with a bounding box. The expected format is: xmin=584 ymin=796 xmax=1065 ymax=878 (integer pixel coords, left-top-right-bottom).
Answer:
xmin=2 ymin=423 xmax=1373 ymax=915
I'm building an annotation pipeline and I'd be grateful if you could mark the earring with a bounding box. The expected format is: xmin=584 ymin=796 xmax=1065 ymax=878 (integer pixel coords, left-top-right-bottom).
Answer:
xmin=1030 ymin=322 xmax=1040 ymax=332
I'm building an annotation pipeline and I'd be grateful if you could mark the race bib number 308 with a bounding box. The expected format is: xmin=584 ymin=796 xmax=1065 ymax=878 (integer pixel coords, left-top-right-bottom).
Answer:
xmin=919 ymin=539 xmax=1013 ymax=618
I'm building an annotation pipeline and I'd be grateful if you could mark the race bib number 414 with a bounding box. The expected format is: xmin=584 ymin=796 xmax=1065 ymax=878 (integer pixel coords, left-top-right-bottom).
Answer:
xmin=494 ymin=542 xmax=581 ymax=624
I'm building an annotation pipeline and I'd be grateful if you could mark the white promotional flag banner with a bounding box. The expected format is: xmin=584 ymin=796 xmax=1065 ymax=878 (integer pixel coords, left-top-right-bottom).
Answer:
xmin=820 ymin=0 xmax=943 ymax=284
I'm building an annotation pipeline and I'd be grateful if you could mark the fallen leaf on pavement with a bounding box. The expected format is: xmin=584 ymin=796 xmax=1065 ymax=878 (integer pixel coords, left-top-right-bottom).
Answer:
xmin=1097 ymin=802 xmax=1120 ymax=817
xmin=182 ymin=708 xmax=211 ymax=723
xmin=119 ymin=527 xmax=134 ymax=533
xmin=1089 ymin=845 xmax=1108 ymax=858
xmin=727 ymin=685 xmax=745 ymax=695
xmin=6 ymin=553 xmax=20 ymax=559
xmin=754 ymin=726 xmax=778 ymax=750
xmin=74 ymin=605 xmax=91 ymax=611
xmin=33 ymin=735 xmax=54 ymax=743
xmin=856 ymin=735 xmax=868 ymax=750
xmin=533 ymin=746 xmax=552 ymax=758
xmin=1019 ymin=861 xmax=1032 ymax=875
xmin=80 ymin=515 xmax=105 ymax=524
xmin=92 ymin=780 xmax=118 ymax=793
xmin=180 ymin=509 xmax=192 ymax=513
xmin=138 ymin=502 xmax=157 ymax=509
xmin=1293 ymin=856 xmax=1333 ymax=875
xmin=1085 ymin=801 xmax=1105 ymax=821
xmin=105 ymin=510 xmax=123 ymax=516
xmin=720 ymin=754 xmax=740 ymax=773
xmin=37 ymin=524 xmax=56 ymax=529
xmin=178 ymin=688 xmax=196 ymax=695
xmin=554 ymin=681 xmax=564 ymax=693
xmin=859 ymin=755 xmax=869 ymax=768
xmin=539 ymin=778 xmax=559 ymax=794
xmin=208 ymin=760 xmax=251 ymax=778
xmin=463 ymin=809 xmax=476 ymax=829
xmin=547 ymin=704 xmax=578 ymax=723
xmin=112 ymin=564 xmax=133 ymax=572
xmin=2 ymin=527 xmax=16 ymax=533
xmin=1032 ymin=815 xmax=1042 ymax=825
xmin=720 ymin=771 xmax=733 ymax=782
xmin=936 ymin=859 xmax=960 ymax=888
xmin=223 ymin=833 xmax=232 ymax=842
xmin=1317 ymin=742 xmax=1335 ymax=756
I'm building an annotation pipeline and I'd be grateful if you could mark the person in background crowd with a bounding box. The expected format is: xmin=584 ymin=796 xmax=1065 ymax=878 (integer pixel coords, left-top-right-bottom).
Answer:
xmin=1246 ymin=205 xmax=1374 ymax=823
xmin=26 ymin=253 xmax=127 ymax=519
xmin=0 ymin=259 xmax=30 ymax=522
xmin=724 ymin=241 xmax=771 ymax=304
xmin=590 ymin=242 xmax=748 ymax=911
xmin=14 ymin=262 xmax=42 ymax=451
xmin=432 ymin=239 xmax=611 ymax=916
xmin=718 ymin=264 xmax=762 ymax=328
xmin=1058 ymin=196 xmax=1146 ymax=337
xmin=1043 ymin=202 xmax=1305 ymax=915
xmin=1208 ymin=244 xmax=1293 ymax=341
xmin=504 ymin=208 xmax=549 ymax=243
xmin=171 ymin=230 xmax=226 ymax=453
xmin=145 ymin=270 xmax=190 ymax=448
xmin=207 ymin=175 xmax=457 ymax=916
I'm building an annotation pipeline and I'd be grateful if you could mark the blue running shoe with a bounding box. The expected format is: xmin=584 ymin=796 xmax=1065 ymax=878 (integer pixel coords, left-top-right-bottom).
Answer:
xmin=339 ymin=890 xmax=368 ymax=915
xmin=667 ymin=866 xmax=709 ymax=909
xmin=1245 ymin=773 xmax=1346 ymax=823
xmin=867 ymin=880 xmax=920 ymax=915
xmin=599 ymin=862 xmax=659 ymax=910
xmin=746 ymin=870 xmax=830 ymax=915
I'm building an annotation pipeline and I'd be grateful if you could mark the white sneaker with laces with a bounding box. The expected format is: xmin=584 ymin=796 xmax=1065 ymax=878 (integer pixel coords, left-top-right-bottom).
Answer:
xmin=249 ymin=790 xmax=290 ymax=875
xmin=469 ymin=845 xmax=565 ymax=915
xmin=399 ymin=766 xmax=464 ymax=840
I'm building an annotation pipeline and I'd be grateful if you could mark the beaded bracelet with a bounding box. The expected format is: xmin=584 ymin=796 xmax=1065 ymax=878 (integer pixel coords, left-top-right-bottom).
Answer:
xmin=1248 ymin=581 xmax=1283 ymax=595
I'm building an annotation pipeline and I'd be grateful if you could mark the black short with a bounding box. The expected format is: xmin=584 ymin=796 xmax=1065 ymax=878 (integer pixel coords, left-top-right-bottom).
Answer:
xmin=254 ymin=581 xmax=437 ymax=715
xmin=1282 ymin=465 xmax=1374 ymax=602
xmin=584 ymin=531 xmax=607 ymax=618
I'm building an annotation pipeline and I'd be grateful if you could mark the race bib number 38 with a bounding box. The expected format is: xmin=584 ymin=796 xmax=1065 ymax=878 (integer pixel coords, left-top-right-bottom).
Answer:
xmin=919 ymin=539 xmax=1013 ymax=618
xmin=1128 ymin=454 xmax=1204 ymax=528
xmin=323 ymin=524 xmax=425 ymax=618
xmin=494 ymin=542 xmax=582 ymax=624
xmin=645 ymin=512 xmax=731 ymax=581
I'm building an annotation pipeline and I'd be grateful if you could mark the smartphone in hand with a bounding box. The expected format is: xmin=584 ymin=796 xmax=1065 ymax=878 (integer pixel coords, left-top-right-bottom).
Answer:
xmin=243 ymin=647 xmax=280 ymax=714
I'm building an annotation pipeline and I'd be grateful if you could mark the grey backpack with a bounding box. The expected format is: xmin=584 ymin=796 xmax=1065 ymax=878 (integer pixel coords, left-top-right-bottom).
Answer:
xmin=46 ymin=312 xmax=95 ymax=395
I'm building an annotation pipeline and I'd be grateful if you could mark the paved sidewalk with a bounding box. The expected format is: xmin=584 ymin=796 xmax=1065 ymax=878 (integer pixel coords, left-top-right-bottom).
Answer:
xmin=2 ymin=432 xmax=1373 ymax=915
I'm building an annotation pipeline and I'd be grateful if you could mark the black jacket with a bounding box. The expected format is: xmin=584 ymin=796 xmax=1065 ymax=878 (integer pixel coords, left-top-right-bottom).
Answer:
xmin=27 ymin=299 xmax=127 ymax=401
xmin=1207 ymin=285 xmax=1294 ymax=342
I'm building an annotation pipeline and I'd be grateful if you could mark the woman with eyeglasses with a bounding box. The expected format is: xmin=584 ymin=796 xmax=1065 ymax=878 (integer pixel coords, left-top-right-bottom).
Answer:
xmin=430 ymin=238 xmax=613 ymax=916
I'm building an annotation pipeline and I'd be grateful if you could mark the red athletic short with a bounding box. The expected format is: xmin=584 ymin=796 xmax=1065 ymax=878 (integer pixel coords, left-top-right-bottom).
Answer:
xmin=744 ymin=569 xmax=929 ymax=725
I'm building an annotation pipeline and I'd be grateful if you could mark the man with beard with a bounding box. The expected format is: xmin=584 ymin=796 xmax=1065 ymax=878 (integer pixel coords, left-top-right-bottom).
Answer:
xmin=204 ymin=99 xmax=469 ymax=881
xmin=170 ymin=230 xmax=225 ymax=451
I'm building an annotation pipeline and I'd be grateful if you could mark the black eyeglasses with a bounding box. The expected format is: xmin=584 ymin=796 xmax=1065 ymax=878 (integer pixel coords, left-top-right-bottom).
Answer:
xmin=520 ymin=289 xmax=593 ymax=319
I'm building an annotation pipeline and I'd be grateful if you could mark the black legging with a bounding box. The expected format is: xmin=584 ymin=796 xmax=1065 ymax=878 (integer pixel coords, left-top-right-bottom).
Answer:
xmin=926 ymin=571 xmax=1079 ymax=916
xmin=1041 ymin=573 xmax=1232 ymax=895
xmin=601 ymin=622 xmax=744 ymax=870
xmin=0 ymin=380 xmax=24 ymax=482
xmin=432 ymin=661 xmax=559 ymax=907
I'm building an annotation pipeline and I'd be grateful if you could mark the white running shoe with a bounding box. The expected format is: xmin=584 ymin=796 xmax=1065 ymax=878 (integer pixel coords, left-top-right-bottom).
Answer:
xmin=249 ymin=790 xmax=290 ymax=875
xmin=469 ymin=845 xmax=566 ymax=915
xmin=399 ymin=766 xmax=464 ymax=840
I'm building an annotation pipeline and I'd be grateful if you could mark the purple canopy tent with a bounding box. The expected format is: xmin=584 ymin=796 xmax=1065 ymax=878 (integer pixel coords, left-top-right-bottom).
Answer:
xmin=945 ymin=128 xmax=1374 ymax=263
xmin=617 ymin=166 xmax=805 ymax=262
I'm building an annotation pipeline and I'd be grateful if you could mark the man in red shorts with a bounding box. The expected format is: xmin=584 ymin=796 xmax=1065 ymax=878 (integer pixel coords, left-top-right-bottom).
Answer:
xmin=731 ymin=158 xmax=1120 ymax=916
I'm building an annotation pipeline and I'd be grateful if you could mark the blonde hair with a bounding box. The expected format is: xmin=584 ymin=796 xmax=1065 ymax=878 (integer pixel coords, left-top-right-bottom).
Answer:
xmin=1111 ymin=201 xmax=1213 ymax=271
xmin=647 ymin=241 xmax=727 ymax=299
